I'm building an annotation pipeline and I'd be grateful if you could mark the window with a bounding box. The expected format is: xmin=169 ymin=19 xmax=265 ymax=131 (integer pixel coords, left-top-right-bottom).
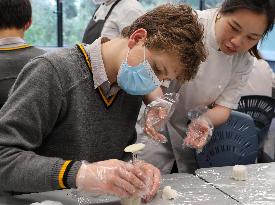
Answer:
xmin=25 ymin=0 xmax=57 ymax=47
xmin=204 ymin=0 xmax=223 ymax=9
xmin=140 ymin=0 xmax=201 ymax=10
xmin=26 ymin=0 xmax=97 ymax=47
xmin=139 ymin=0 xmax=167 ymax=11
xmin=183 ymin=0 xmax=200 ymax=9
xmin=259 ymin=25 xmax=275 ymax=62
xmin=25 ymin=0 xmax=221 ymax=47
xmin=63 ymin=0 xmax=96 ymax=46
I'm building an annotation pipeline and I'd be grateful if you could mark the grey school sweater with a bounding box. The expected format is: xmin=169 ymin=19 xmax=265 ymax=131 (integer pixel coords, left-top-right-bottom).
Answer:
xmin=0 ymin=45 xmax=45 ymax=108
xmin=0 ymin=44 xmax=142 ymax=193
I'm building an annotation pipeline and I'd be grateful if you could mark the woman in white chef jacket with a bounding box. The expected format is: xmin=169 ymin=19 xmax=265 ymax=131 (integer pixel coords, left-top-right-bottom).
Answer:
xmin=138 ymin=0 xmax=275 ymax=174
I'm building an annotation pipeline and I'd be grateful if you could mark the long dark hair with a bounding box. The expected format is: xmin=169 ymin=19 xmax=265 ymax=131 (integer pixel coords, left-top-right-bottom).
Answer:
xmin=220 ymin=0 xmax=275 ymax=59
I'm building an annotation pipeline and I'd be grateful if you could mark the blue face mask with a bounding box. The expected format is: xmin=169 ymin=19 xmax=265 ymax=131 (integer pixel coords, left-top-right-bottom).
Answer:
xmin=117 ymin=47 xmax=161 ymax=95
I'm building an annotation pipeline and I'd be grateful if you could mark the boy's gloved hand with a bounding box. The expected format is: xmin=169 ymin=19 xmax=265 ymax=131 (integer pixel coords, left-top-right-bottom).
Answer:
xmin=144 ymin=106 xmax=168 ymax=143
xmin=143 ymin=93 xmax=179 ymax=143
xmin=133 ymin=161 xmax=161 ymax=203
xmin=76 ymin=159 xmax=146 ymax=198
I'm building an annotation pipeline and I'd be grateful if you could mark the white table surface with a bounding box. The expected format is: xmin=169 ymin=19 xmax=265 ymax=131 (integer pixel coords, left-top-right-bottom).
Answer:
xmin=263 ymin=118 xmax=275 ymax=161
xmin=196 ymin=162 xmax=275 ymax=205
xmin=147 ymin=173 xmax=238 ymax=205
xmin=0 ymin=173 xmax=238 ymax=205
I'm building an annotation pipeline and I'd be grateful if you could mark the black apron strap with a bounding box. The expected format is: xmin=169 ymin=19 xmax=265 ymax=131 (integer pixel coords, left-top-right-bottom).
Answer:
xmin=82 ymin=0 xmax=121 ymax=44
xmin=104 ymin=0 xmax=121 ymax=20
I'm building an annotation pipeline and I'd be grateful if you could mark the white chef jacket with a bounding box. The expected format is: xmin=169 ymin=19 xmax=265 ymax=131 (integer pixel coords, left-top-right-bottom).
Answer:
xmin=93 ymin=0 xmax=145 ymax=39
xmin=138 ymin=8 xmax=254 ymax=174
xmin=242 ymin=58 xmax=274 ymax=97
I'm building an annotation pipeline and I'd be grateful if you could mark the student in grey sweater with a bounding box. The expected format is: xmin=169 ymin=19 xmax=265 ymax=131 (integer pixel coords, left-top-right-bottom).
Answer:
xmin=0 ymin=4 xmax=206 ymax=202
xmin=0 ymin=0 xmax=45 ymax=108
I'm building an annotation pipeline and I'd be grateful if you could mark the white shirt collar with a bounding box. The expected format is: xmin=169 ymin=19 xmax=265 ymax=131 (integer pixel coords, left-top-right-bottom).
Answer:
xmin=209 ymin=9 xmax=220 ymax=51
xmin=0 ymin=37 xmax=26 ymax=48
xmin=85 ymin=37 xmax=109 ymax=89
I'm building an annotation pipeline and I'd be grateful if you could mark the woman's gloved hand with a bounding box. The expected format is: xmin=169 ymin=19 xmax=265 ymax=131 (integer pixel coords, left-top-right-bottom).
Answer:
xmin=183 ymin=116 xmax=213 ymax=149
xmin=76 ymin=159 xmax=147 ymax=198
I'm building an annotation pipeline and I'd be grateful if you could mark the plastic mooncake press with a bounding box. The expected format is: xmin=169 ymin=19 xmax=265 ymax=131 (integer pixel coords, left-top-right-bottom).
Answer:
xmin=124 ymin=143 xmax=145 ymax=153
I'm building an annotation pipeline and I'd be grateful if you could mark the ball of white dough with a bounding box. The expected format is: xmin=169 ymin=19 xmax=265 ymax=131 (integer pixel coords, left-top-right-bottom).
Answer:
xmin=124 ymin=143 xmax=145 ymax=153
xmin=162 ymin=186 xmax=178 ymax=200
xmin=232 ymin=165 xmax=248 ymax=181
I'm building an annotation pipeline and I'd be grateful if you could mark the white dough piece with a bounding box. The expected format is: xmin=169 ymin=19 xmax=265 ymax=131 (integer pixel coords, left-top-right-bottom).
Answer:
xmin=232 ymin=165 xmax=248 ymax=181
xmin=30 ymin=200 xmax=63 ymax=205
xmin=162 ymin=186 xmax=178 ymax=200
xmin=120 ymin=197 xmax=141 ymax=205
xmin=124 ymin=143 xmax=145 ymax=153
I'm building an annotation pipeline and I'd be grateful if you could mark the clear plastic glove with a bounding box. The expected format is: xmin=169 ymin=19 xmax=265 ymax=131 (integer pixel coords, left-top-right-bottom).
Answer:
xmin=132 ymin=161 xmax=161 ymax=203
xmin=142 ymin=93 xmax=179 ymax=143
xmin=76 ymin=159 xmax=147 ymax=198
xmin=183 ymin=116 xmax=213 ymax=150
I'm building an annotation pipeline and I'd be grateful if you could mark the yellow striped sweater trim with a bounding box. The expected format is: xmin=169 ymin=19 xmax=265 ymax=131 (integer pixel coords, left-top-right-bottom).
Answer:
xmin=77 ymin=43 xmax=118 ymax=108
xmin=77 ymin=43 xmax=91 ymax=68
xmin=58 ymin=160 xmax=72 ymax=189
xmin=0 ymin=44 xmax=31 ymax=51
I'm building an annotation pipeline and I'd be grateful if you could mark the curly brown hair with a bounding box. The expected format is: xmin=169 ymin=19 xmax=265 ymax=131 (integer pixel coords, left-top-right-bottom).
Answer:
xmin=121 ymin=4 xmax=207 ymax=82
